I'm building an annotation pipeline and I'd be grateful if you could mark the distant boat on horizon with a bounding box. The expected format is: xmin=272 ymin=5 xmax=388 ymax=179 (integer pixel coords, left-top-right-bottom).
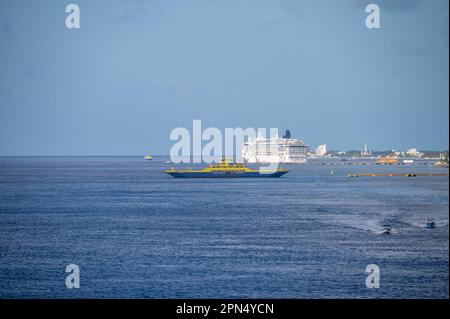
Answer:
xmin=144 ymin=155 xmax=153 ymax=160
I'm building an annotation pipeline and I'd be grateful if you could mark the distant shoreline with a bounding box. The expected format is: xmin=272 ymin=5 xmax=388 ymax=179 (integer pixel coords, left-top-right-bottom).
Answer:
xmin=0 ymin=154 xmax=448 ymax=161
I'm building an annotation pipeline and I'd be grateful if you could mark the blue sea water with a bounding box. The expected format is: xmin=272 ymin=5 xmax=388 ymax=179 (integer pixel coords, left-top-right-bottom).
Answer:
xmin=0 ymin=156 xmax=448 ymax=298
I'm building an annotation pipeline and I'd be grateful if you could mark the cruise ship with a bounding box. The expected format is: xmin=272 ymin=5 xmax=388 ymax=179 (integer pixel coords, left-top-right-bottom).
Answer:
xmin=242 ymin=129 xmax=308 ymax=164
xmin=164 ymin=159 xmax=288 ymax=178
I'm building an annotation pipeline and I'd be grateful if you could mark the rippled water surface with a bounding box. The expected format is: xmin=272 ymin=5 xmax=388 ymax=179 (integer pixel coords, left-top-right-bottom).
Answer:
xmin=0 ymin=156 xmax=448 ymax=298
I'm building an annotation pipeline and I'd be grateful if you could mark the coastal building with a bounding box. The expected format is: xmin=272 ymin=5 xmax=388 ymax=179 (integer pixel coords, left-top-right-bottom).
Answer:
xmin=242 ymin=129 xmax=308 ymax=164
xmin=315 ymin=144 xmax=327 ymax=157
xmin=361 ymin=144 xmax=372 ymax=157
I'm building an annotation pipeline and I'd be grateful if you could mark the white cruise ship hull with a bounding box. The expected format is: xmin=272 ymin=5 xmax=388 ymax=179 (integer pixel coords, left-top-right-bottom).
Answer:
xmin=244 ymin=156 xmax=307 ymax=164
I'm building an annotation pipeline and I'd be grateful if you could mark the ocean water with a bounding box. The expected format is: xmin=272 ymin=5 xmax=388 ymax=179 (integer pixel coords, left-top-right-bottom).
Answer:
xmin=0 ymin=156 xmax=448 ymax=298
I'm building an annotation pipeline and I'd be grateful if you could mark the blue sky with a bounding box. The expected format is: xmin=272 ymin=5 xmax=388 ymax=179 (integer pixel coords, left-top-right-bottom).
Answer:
xmin=0 ymin=0 xmax=448 ymax=155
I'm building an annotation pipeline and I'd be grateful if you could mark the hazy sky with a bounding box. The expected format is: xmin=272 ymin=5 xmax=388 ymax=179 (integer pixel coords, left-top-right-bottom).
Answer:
xmin=0 ymin=0 xmax=448 ymax=155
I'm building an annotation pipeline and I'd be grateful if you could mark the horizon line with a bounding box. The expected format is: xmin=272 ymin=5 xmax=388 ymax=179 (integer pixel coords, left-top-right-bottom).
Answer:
xmin=0 ymin=150 xmax=448 ymax=157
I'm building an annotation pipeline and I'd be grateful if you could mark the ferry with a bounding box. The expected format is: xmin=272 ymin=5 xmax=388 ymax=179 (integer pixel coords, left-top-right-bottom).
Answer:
xmin=164 ymin=159 xmax=288 ymax=178
xmin=425 ymin=218 xmax=435 ymax=229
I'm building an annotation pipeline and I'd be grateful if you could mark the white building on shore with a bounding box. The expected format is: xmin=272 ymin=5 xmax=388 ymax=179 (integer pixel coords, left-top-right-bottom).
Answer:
xmin=361 ymin=144 xmax=372 ymax=157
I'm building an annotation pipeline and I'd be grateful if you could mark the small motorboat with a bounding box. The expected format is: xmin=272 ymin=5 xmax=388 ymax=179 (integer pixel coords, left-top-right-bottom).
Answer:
xmin=425 ymin=218 xmax=435 ymax=229
xmin=381 ymin=227 xmax=391 ymax=235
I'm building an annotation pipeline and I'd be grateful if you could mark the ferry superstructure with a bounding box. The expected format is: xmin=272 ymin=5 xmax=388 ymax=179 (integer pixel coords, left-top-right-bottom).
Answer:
xmin=242 ymin=129 xmax=308 ymax=164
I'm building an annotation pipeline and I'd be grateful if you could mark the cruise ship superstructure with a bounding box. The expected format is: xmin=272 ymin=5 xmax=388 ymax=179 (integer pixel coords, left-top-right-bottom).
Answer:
xmin=242 ymin=129 xmax=308 ymax=164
